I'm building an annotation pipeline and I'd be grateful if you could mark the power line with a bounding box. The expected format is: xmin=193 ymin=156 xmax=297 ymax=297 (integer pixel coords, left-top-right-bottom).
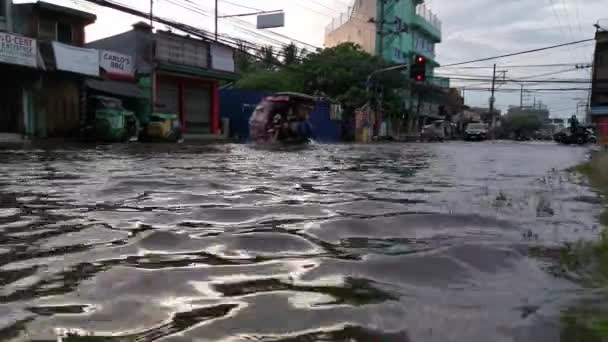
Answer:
xmin=157 ymin=0 xmax=316 ymax=55
xmin=440 ymin=38 xmax=595 ymax=67
xmin=461 ymin=88 xmax=592 ymax=92
xmin=437 ymin=68 xmax=582 ymax=80
xmin=445 ymin=77 xmax=592 ymax=84
xmin=439 ymin=62 xmax=592 ymax=70
xmin=162 ymin=0 xmax=319 ymax=52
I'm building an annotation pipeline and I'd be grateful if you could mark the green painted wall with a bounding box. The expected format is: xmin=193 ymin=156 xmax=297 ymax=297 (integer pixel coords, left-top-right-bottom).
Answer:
xmin=375 ymin=0 xmax=440 ymax=69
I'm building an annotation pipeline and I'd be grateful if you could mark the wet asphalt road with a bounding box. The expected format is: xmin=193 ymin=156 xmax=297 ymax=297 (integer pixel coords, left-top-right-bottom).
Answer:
xmin=0 ymin=141 xmax=603 ymax=342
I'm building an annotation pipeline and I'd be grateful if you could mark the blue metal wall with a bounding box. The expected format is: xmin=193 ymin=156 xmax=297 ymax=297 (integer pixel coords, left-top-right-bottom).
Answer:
xmin=220 ymin=89 xmax=271 ymax=142
xmin=220 ymin=88 xmax=342 ymax=143
xmin=309 ymin=101 xmax=342 ymax=143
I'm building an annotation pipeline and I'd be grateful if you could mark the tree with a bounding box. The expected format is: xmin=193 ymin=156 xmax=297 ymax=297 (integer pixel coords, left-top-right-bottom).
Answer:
xmin=296 ymin=43 xmax=406 ymax=116
xmin=235 ymin=41 xmax=256 ymax=73
xmin=235 ymin=43 xmax=407 ymax=117
xmin=236 ymin=69 xmax=303 ymax=93
xmin=501 ymin=113 xmax=543 ymax=139
xmin=282 ymin=43 xmax=299 ymax=66
xmin=257 ymin=45 xmax=278 ymax=70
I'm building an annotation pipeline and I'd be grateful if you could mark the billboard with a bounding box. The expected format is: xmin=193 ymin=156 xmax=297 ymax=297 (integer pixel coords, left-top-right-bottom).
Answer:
xmin=257 ymin=12 xmax=285 ymax=29
xmin=0 ymin=32 xmax=37 ymax=68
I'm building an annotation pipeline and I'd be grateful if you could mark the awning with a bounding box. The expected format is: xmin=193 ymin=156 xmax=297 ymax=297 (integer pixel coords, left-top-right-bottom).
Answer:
xmin=86 ymin=79 xmax=144 ymax=98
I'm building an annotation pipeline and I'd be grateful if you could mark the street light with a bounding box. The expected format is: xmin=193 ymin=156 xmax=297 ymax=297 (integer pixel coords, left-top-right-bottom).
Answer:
xmin=366 ymin=63 xmax=410 ymax=92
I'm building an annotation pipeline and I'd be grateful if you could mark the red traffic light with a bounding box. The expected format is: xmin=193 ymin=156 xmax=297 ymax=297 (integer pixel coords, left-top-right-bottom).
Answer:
xmin=416 ymin=74 xmax=423 ymax=81
xmin=416 ymin=56 xmax=425 ymax=63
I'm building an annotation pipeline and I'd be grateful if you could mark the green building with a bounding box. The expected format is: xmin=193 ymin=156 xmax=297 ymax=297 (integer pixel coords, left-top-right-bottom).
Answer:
xmin=325 ymin=0 xmax=444 ymax=84
xmin=375 ymin=0 xmax=441 ymax=76
xmin=325 ymin=0 xmax=460 ymax=137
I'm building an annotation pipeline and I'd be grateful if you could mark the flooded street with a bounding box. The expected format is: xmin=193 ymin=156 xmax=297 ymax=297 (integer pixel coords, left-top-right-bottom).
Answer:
xmin=0 ymin=141 xmax=603 ymax=341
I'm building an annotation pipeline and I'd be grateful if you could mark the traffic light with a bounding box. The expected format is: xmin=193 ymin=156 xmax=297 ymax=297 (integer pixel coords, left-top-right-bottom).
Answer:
xmin=410 ymin=55 xmax=427 ymax=82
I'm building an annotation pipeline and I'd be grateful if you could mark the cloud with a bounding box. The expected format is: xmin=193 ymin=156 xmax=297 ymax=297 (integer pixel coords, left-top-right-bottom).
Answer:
xmin=429 ymin=0 xmax=600 ymax=116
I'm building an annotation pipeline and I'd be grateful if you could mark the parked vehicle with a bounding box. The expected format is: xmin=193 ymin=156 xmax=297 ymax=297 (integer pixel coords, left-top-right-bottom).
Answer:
xmin=554 ymin=127 xmax=597 ymax=145
xmin=464 ymin=123 xmax=488 ymax=141
xmin=249 ymin=92 xmax=314 ymax=145
xmin=421 ymin=121 xmax=446 ymax=142
xmin=140 ymin=113 xmax=182 ymax=142
xmin=84 ymin=96 xmax=138 ymax=142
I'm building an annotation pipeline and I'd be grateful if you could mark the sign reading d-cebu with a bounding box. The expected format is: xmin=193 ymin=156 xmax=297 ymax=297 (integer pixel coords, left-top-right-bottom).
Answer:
xmin=0 ymin=32 xmax=37 ymax=68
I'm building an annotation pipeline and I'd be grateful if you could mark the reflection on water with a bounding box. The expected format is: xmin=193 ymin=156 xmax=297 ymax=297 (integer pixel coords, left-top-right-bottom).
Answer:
xmin=0 ymin=142 xmax=603 ymax=341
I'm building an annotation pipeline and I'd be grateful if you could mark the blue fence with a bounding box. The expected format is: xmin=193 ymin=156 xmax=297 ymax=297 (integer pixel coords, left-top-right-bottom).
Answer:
xmin=220 ymin=89 xmax=271 ymax=142
xmin=309 ymin=101 xmax=342 ymax=143
xmin=220 ymin=88 xmax=342 ymax=143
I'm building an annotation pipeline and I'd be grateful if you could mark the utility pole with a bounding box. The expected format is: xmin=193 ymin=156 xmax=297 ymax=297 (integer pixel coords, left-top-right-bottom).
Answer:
xmin=215 ymin=0 xmax=218 ymax=41
xmin=149 ymin=0 xmax=153 ymax=27
xmin=489 ymin=64 xmax=497 ymax=138
xmin=520 ymin=84 xmax=524 ymax=108
xmin=376 ymin=0 xmax=385 ymax=57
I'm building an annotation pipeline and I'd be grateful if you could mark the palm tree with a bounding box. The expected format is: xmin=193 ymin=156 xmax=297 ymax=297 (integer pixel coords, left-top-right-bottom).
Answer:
xmin=282 ymin=43 xmax=299 ymax=66
xmin=257 ymin=45 xmax=277 ymax=70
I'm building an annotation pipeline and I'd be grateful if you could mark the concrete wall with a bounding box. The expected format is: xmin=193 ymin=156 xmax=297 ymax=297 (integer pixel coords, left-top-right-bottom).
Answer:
xmin=325 ymin=21 xmax=376 ymax=54
xmin=324 ymin=0 xmax=441 ymax=67
xmin=324 ymin=0 xmax=376 ymax=54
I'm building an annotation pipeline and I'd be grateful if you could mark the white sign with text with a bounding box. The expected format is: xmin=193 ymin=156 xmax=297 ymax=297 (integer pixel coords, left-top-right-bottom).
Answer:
xmin=100 ymin=50 xmax=134 ymax=78
xmin=0 ymin=32 xmax=37 ymax=68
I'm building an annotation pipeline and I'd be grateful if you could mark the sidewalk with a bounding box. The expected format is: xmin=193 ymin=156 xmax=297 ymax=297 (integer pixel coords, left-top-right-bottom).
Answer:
xmin=0 ymin=133 xmax=30 ymax=146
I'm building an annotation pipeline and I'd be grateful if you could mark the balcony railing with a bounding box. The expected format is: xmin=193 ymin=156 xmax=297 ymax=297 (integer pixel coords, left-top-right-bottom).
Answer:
xmin=325 ymin=0 xmax=358 ymax=34
xmin=415 ymin=4 xmax=441 ymax=34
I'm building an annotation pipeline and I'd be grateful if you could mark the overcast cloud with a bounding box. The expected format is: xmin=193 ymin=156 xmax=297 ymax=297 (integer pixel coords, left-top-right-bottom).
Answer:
xmin=31 ymin=0 xmax=606 ymax=118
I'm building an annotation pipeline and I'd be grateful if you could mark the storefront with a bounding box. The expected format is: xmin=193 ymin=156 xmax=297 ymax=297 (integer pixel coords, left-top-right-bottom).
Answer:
xmin=0 ymin=32 xmax=38 ymax=136
xmin=36 ymin=41 xmax=99 ymax=137
xmin=151 ymin=32 xmax=236 ymax=135
xmin=155 ymin=71 xmax=216 ymax=134
xmin=84 ymin=49 xmax=144 ymax=123
xmin=86 ymin=25 xmax=238 ymax=138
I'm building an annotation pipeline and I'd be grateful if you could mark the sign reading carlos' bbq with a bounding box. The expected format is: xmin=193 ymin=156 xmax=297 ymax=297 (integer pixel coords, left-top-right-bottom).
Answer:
xmin=100 ymin=50 xmax=134 ymax=78
xmin=0 ymin=32 xmax=37 ymax=68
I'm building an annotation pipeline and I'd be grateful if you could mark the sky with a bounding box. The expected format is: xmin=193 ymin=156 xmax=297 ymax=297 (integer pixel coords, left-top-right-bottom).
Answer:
xmin=26 ymin=0 xmax=607 ymax=119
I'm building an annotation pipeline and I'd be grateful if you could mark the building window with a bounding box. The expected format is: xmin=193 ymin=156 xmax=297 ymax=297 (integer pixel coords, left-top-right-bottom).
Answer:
xmin=57 ymin=22 xmax=73 ymax=43
xmin=394 ymin=48 xmax=401 ymax=60
xmin=395 ymin=17 xmax=402 ymax=32
xmin=38 ymin=18 xmax=57 ymax=41
xmin=0 ymin=0 xmax=6 ymax=18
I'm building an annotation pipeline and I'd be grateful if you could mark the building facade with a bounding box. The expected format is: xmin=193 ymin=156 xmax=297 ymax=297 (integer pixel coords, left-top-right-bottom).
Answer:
xmin=88 ymin=22 xmax=238 ymax=136
xmin=590 ymin=28 xmax=608 ymax=145
xmin=11 ymin=1 xmax=97 ymax=137
xmin=325 ymin=0 xmax=455 ymax=137
xmin=507 ymin=104 xmax=550 ymax=123
xmin=325 ymin=0 xmax=441 ymax=71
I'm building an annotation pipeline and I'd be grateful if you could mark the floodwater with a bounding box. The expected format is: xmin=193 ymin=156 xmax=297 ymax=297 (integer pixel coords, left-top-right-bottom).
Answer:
xmin=0 ymin=141 xmax=603 ymax=341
